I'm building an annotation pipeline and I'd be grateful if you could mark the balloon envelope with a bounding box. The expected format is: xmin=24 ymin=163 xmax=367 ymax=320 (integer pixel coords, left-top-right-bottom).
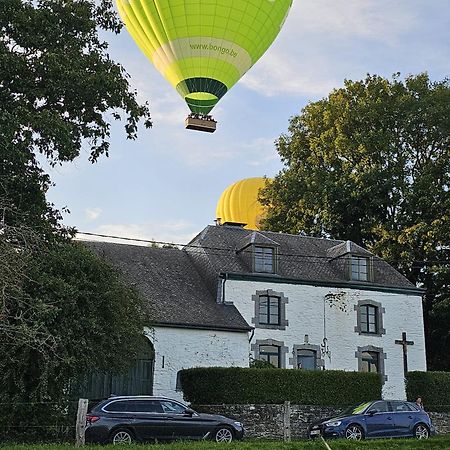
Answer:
xmin=116 ymin=0 xmax=293 ymax=114
xmin=216 ymin=177 xmax=271 ymax=230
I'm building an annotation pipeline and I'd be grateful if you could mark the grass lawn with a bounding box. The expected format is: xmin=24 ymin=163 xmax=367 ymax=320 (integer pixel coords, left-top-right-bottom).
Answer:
xmin=2 ymin=438 xmax=450 ymax=450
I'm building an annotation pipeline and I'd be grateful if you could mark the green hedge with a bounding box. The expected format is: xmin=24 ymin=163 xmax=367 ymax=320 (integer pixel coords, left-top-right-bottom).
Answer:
xmin=406 ymin=371 xmax=450 ymax=411
xmin=179 ymin=367 xmax=382 ymax=406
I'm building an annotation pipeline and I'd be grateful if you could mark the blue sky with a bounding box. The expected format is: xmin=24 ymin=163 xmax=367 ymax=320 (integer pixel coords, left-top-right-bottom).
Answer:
xmin=45 ymin=0 xmax=450 ymax=245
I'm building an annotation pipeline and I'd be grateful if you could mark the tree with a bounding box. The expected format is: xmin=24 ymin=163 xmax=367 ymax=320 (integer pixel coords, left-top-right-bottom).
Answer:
xmin=0 ymin=223 xmax=149 ymax=440
xmin=0 ymin=0 xmax=153 ymax=436
xmin=1 ymin=0 xmax=151 ymax=228
xmin=260 ymin=73 xmax=450 ymax=370
xmin=1 ymin=240 xmax=148 ymax=397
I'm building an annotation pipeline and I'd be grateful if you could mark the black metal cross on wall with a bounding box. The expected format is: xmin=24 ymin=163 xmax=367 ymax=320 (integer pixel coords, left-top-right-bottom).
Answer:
xmin=395 ymin=331 xmax=415 ymax=378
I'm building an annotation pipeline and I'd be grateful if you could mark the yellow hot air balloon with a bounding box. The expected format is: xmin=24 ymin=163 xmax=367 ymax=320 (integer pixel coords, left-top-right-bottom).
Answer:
xmin=116 ymin=0 xmax=293 ymax=132
xmin=216 ymin=177 xmax=271 ymax=230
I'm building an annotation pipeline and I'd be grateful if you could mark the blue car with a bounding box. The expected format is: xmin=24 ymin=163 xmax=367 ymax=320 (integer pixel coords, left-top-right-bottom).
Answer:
xmin=308 ymin=400 xmax=435 ymax=440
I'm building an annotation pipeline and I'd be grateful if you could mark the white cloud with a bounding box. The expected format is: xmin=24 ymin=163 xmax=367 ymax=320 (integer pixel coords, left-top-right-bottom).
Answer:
xmin=85 ymin=207 xmax=102 ymax=221
xmin=241 ymin=0 xmax=419 ymax=97
xmin=288 ymin=0 xmax=417 ymax=43
xmin=242 ymin=52 xmax=340 ymax=98
xmin=151 ymin=131 xmax=279 ymax=170
xmin=242 ymin=137 xmax=279 ymax=167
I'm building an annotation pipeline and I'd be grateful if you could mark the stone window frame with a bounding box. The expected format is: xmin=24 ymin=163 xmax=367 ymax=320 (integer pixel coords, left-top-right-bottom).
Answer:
xmin=289 ymin=344 xmax=324 ymax=370
xmin=252 ymin=289 xmax=289 ymax=330
xmin=251 ymin=339 xmax=288 ymax=369
xmin=355 ymin=345 xmax=387 ymax=382
xmin=349 ymin=255 xmax=373 ymax=282
xmin=253 ymin=245 xmax=278 ymax=274
xmin=354 ymin=299 xmax=386 ymax=336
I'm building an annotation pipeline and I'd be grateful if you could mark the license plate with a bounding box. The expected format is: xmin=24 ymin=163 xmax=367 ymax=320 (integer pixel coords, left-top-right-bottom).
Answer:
xmin=310 ymin=430 xmax=321 ymax=436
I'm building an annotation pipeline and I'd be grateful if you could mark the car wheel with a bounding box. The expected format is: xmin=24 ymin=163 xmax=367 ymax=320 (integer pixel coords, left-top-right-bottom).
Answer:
xmin=214 ymin=426 xmax=234 ymax=443
xmin=110 ymin=428 xmax=133 ymax=445
xmin=345 ymin=424 xmax=364 ymax=440
xmin=414 ymin=423 xmax=430 ymax=439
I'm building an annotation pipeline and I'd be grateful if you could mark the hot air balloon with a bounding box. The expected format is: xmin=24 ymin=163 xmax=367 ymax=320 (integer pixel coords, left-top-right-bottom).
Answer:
xmin=116 ymin=0 xmax=293 ymax=132
xmin=216 ymin=177 xmax=271 ymax=230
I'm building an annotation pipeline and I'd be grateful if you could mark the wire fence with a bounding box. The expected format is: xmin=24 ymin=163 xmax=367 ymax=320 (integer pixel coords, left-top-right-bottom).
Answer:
xmin=0 ymin=399 xmax=96 ymax=444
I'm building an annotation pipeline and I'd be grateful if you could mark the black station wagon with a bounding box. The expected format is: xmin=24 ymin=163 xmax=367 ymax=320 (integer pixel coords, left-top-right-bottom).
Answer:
xmin=85 ymin=395 xmax=244 ymax=444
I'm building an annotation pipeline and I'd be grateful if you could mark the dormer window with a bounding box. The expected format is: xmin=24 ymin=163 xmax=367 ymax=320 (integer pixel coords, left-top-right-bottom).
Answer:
xmin=254 ymin=246 xmax=275 ymax=273
xmin=351 ymin=256 xmax=369 ymax=281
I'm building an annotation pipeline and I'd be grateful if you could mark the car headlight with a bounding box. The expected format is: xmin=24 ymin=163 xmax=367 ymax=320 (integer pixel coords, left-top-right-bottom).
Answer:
xmin=233 ymin=421 xmax=243 ymax=428
xmin=324 ymin=421 xmax=342 ymax=427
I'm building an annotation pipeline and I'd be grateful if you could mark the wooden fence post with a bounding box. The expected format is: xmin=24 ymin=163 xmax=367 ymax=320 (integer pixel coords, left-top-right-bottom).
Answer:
xmin=75 ymin=398 xmax=89 ymax=447
xmin=283 ymin=400 xmax=291 ymax=442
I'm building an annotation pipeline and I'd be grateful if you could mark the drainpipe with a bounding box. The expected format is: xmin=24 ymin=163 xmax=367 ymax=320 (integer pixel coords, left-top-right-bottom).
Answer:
xmin=217 ymin=273 xmax=227 ymax=303
xmin=222 ymin=273 xmax=227 ymax=303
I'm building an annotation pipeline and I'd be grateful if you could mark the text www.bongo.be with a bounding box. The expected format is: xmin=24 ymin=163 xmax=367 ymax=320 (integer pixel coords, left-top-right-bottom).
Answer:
xmin=190 ymin=43 xmax=237 ymax=57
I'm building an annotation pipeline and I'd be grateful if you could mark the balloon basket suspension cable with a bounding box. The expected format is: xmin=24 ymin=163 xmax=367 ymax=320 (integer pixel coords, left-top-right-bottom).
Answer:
xmin=185 ymin=112 xmax=217 ymax=133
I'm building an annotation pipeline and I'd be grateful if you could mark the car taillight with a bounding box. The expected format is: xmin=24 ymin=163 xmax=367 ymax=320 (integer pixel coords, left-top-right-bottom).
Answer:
xmin=86 ymin=415 xmax=100 ymax=423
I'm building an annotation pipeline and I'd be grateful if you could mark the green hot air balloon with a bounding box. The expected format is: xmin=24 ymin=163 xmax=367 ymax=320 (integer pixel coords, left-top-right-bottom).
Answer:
xmin=116 ymin=0 xmax=293 ymax=132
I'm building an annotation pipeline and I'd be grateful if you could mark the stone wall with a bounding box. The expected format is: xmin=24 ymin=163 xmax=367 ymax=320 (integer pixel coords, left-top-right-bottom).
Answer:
xmin=430 ymin=412 xmax=450 ymax=435
xmin=195 ymin=404 xmax=450 ymax=439
xmin=195 ymin=403 xmax=342 ymax=439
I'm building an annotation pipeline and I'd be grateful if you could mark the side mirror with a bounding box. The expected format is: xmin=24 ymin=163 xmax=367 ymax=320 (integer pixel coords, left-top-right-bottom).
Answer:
xmin=367 ymin=410 xmax=377 ymax=416
xmin=184 ymin=408 xmax=195 ymax=416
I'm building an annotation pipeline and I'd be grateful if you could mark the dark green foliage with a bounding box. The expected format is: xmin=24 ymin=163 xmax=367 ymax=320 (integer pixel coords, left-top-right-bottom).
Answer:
xmin=0 ymin=0 xmax=152 ymax=441
xmin=179 ymin=368 xmax=381 ymax=405
xmin=406 ymin=371 xmax=450 ymax=411
xmin=0 ymin=0 xmax=151 ymax=167
xmin=249 ymin=357 xmax=275 ymax=369
xmin=0 ymin=241 xmax=148 ymax=442
xmin=259 ymin=73 xmax=450 ymax=370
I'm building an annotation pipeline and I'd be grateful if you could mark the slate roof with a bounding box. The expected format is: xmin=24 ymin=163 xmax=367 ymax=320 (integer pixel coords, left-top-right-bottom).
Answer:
xmin=185 ymin=225 xmax=418 ymax=295
xmin=85 ymin=241 xmax=251 ymax=332
xmin=85 ymin=225 xmax=420 ymax=333
xmin=237 ymin=231 xmax=280 ymax=251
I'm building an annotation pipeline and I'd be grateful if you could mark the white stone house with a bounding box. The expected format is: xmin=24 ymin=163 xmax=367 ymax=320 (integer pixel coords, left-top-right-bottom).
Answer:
xmin=89 ymin=223 xmax=426 ymax=401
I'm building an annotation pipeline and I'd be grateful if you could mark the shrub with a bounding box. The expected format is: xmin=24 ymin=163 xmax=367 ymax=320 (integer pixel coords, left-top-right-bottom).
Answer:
xmin=249 ymin=357 xmax=275 ymax=369
xmin=406 ymin=371 xmax=450 ymax=411
xmin=179 ymin=367 xmax=381 ymax=405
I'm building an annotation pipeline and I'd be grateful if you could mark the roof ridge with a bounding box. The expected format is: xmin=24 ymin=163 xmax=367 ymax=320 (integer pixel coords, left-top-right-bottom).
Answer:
xmin=82 ymin=240 xmax=181 ymax=251
xmin=257 ymin=229 xmax=344 ymax=244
